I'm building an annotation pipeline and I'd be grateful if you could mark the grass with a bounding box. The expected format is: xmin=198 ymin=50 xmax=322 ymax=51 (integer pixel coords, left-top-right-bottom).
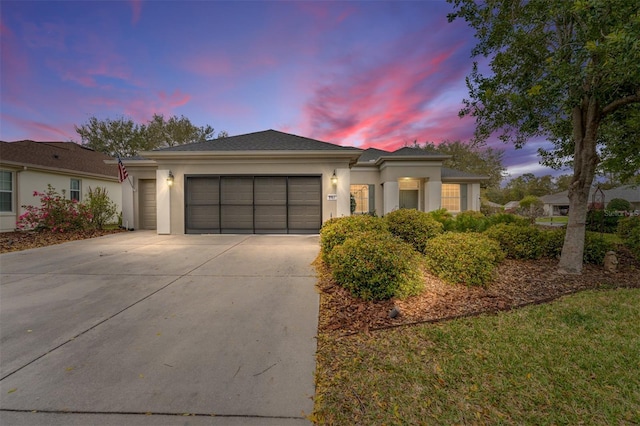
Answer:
xmin=536 ymin=216 xmax=569 ymax=223
xmin=312 ymin=288 xmax=640 ymax=425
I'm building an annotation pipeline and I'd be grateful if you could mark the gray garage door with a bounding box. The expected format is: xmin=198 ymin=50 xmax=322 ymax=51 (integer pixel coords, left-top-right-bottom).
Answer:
xmin=139 ymin=179 xmax=157 ymax=230
xmin=185 ymin=176 xmax=321 ymax=234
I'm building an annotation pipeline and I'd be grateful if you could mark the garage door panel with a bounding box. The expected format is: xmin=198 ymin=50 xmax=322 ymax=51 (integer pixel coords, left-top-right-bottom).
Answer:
xmin=288 ymin=177 xmax=321 ymax=205
xmin=255 ymin=205 xmax=287 ymax=233
xmin=221 ymin=177 xmax=253 ymax=204
xmin=221 ymin=205 xmax=253 ymax=233
xmin=188 ymin=177 xmax=219 ymax=204
xmin=288 ymin=205 xmax=321 ymax=231
xmin=255 ymin=177 xmax=286 ymax=205
xmin=186 ymin=205 xmax=219 ymax=230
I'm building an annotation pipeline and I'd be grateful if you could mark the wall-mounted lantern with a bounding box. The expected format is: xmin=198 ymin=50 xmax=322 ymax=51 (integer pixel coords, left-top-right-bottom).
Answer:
xmin=331 ymin=170 xmax=338 ymax=185
xmin=167 ymin=170 xmax=174 ymax=187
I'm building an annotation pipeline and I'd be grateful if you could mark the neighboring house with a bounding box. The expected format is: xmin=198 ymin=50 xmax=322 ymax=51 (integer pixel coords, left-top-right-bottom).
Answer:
xmin=116 ymin=130 xmax=487 ymax=235
xmin=0 ymin=141 xmax=122 ymax=232
xmin=541 ymin=185 xmax=640 ymax=215
xmin=503 ymin=201 xmax=520 ymax=212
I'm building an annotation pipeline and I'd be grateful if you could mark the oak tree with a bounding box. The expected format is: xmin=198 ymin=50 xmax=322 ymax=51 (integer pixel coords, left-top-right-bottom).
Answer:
xmin=448 ymin=0 xmax=640 ymax=274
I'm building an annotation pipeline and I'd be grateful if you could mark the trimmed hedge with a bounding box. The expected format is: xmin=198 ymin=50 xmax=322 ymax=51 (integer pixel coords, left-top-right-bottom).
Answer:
xmin=424 ymin=232 xmax=505 ymax=287
xmin=617 ymin=216 xmax=640 ymax=240
xmin=486 ymin=212 xmax=530 ymax=228
xmin=385 ymin=209 xmax=443 ymax=253
xmin=626 ymin=227 xmax=640 ymax=260
xmin=586 ymin=210 xmax=620 ymax=233
xmin=484 ymin=223 xmax=545 ymax=259
xmin=320 ymin=215 xmax=388 ymax=261
xmin=447 ymin=211 xmax=487 ymax=232
xmin=540 ymin=229 xmax=616 ymax=265
xmin=328 ymin=232 xmax=424 ymax=301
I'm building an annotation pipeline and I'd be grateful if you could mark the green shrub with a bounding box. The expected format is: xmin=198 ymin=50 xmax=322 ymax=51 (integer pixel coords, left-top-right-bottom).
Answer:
xmin=540 ymin=229 xmax=617 ymax=264
xmin=485 ymin=213 xmax=530 ymax=228
xmin=320 ymin=215 xmax=388 ymax=261
xmin=625 ymin=227 xmax=640 ymax=260
xmin=448 ymin=210 xmax=488 ymax=232
xmin=85 ymin=187 xmax=118 ymax=230
xmin=424 ymin=232 xmax=504 ymax=287
xmin=328 ymin=232 xmax=424 ymax=301
xmin=541 ymin=228 xmax=566 ymax=259
xmin=385 ymin=209 xmax=443 ymax=253
xmin=517 ymin=195 xmax=544 ymax=223
xmin=586 ymin=210 xmax=619 ymax=233
xmin=484 ymin=223 xmax=544 ymax=259
xmin=617 ymin=216 xmax=640 ymax=240
xmin=607 ymin=198 xmax=632 ymax=212
xmin=583 ymin=232 xmax=616 ymax=265
xmin=427 ymin=208 xmax=454 ymax=228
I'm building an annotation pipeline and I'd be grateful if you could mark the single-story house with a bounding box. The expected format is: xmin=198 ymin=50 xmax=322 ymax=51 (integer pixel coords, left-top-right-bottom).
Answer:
xmin=116 ymin=129 xmax=487 ymax=234
xmin=0 ymin=140 xmax=122 ymax=232
xmin=541 ymin=184 xmax=640 ymax=216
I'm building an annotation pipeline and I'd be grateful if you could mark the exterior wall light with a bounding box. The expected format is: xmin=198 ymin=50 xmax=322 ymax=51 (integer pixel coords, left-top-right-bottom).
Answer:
xmin=331 ymin=170 xmax=338 ymax=185
xmin=167 ymin=171 xmax=174 ymax=187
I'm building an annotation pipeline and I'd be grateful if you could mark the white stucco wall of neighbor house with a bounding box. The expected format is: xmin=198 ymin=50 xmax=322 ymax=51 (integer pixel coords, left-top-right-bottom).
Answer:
xmin=0 ymin=168 xmax=122 ymax=232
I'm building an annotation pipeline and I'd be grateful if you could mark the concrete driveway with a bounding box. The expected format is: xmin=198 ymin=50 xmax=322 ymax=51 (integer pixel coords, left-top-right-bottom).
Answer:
xmin=0 ymin=231 xmax=320 ymax=425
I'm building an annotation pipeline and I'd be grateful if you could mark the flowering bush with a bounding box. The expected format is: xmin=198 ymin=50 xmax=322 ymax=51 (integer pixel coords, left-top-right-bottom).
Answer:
xmin=16 ymin=185 xmax=92 ymax=232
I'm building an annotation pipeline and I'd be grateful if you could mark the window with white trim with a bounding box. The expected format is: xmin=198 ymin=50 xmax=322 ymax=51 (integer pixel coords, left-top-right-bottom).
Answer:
xmin=70 ymin=179 xmax=81 ymax=202
xmin=350 ymin=184 xmax=375 ymax=214
xmin=0 ymin=171 xmax=13 ymax=212
xmin=441 ymin=183 xmax=461 ymax=212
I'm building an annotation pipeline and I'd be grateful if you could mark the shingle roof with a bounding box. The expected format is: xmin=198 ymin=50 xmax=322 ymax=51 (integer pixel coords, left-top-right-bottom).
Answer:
xmin=0 ymin=141 xmax=118 ymax=178
xmin=356 ymin=146 xmax=448 ymax=164
xmin=153 ymin=129 xmax=360 ymax=152
xmin=541 ymin=185 xmax=640 ymax=204
xmin=441 ymin=167 xmax=489 ymax=179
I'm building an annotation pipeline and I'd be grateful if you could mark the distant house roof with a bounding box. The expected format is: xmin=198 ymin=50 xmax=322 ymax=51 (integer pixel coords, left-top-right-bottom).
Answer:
xmin=152 ymin=129 xmax=359 ymax=152
xmin=541 ymin=185 xmax=640 ymax=205
xmin=0 ymin=140 xmax=118 ymax=179
xmin=504 ymin=201 xmax=520 ymax=209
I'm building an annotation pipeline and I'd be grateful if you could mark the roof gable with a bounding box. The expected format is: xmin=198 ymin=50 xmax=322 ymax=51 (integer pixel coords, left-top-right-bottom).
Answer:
xmin=0 ymin=141 xmax=117 ymax=178
xmin=153 ymin=129 xmax=359 ymax=152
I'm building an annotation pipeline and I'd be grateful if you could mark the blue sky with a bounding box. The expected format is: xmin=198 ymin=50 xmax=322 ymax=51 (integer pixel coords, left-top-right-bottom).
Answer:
xmin=0 ymin=0 xmax=561 ymax=178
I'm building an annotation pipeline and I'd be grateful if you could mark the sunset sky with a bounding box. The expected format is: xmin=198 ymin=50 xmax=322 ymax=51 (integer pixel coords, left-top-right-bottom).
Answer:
xmin=1 ymin=0 xmax=561 ymax=178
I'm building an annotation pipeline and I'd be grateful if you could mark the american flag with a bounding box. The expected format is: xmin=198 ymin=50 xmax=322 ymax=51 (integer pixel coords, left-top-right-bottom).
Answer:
xmin=117 ymin=156 xmax=129 ymax=183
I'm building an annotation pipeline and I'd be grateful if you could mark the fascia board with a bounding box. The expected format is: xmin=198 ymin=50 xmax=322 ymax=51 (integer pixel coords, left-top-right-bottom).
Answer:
xmin=0 ymin=160 xmax=118 ymax=181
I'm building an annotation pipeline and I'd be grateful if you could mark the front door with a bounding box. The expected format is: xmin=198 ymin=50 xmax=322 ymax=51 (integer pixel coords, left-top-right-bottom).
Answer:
xmin=399 ymin=190 xmax=419 ymax=210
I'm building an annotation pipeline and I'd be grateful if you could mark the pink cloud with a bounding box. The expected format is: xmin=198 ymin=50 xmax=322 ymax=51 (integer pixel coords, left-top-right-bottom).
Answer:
xmin=130 ymin=0 xmax=143 ymax=25
xmin=181 ymin=55 xmax=233 ymax=77
xmin=299 ymin=26 xmax=473 ymax=150
xmin=0 ymin=21 xmax=31 ymax=107
xmin=1 ymin=114 xmax=75 ymax=141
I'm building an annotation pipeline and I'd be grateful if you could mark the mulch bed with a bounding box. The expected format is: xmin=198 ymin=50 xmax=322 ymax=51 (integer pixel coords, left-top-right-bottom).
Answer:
xmin=0 ymin=229 xmax=126 ymax=253
xmin=316 ymin=248 xmax=640 ymax=338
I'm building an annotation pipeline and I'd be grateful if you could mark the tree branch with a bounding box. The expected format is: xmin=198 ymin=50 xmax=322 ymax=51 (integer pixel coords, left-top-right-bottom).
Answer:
xmin=602 ymin=90 xmax=640 ymax=117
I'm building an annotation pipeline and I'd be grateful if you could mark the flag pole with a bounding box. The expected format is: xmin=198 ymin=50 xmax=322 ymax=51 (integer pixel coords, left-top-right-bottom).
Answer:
xmin=117 ymin=154 xmax=135 ymax=190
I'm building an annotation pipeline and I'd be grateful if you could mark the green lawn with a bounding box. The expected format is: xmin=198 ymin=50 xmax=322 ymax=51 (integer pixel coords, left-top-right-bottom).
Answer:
xmin=536 ymin=216 xmax=569 ymax=223
xmin=312 ymin=289 xmax=640 ymax=425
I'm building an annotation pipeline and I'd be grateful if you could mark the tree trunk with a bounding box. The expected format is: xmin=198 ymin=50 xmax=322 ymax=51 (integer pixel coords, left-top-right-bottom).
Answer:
xmin=558 ymin=99 xmax=600 ymax=274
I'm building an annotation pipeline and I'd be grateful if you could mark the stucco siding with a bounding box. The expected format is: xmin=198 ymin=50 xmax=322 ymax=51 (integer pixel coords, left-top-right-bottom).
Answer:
xmin=1 ymin=169 xmax=122 ymax=232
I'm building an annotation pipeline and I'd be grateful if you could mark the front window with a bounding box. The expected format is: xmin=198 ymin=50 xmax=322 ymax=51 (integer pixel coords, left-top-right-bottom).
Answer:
xmin=350 ymin=184 xmax=370 ymax=214
xmin=70 ymin=179 xmax=81 ymax=201
xmin=0 ymin=171 xmax=13 ymax=212
xmin=441 ymin=184 xmax=461 ymax=212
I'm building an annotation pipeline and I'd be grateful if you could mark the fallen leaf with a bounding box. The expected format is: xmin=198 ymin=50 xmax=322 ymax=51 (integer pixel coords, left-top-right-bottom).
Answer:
xmin=7 ymin=388 xmax=17 ymax=394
